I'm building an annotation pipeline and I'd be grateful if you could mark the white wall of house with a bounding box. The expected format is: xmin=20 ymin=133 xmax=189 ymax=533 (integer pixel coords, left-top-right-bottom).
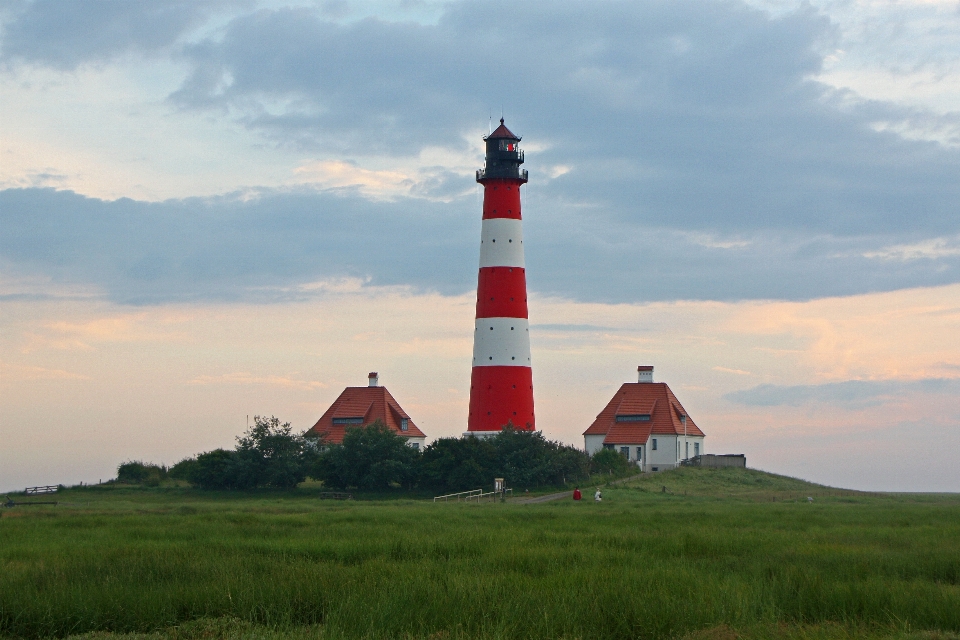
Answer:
xmin=647 ymin=434 xmax=679 ymax=471
xmin=405 ymin=437 xmax=426 ymax=450
xmin=584 ymin=434 xmax=606 ymax=456
xmin=681 ymin=436 xmax=705 ymax=461
xmin=611 ymin=443 xmax=647 ymax=465
xmin=586 ymin=434 xmax=705 ymax=472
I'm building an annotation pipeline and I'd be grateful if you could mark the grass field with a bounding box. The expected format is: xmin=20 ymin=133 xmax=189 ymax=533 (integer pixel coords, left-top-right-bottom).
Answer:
xmin=2 ymin=468 xmax=958 ymax=639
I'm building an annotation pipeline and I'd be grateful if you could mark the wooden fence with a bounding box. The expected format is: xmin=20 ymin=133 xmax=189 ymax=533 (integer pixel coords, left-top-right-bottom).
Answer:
xmin=25 ymin=485 xmax=59 ymax=495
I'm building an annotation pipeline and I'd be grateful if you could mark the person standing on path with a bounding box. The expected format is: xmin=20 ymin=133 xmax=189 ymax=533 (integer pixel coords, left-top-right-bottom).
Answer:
xmin=573 ymin=487 xmax=582 ymax=501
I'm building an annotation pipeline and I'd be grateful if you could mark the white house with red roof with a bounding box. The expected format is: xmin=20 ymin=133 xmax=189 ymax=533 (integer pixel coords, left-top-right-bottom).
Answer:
xmin=583 ymin=366 xmax=705 ymax=471
xmin=306 ymin=372 xmax=427 ymax=449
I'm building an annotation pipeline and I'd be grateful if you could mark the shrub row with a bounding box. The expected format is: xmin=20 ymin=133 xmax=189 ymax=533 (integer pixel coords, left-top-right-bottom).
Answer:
xmin=123 ymin=418 xmax=627 ymax=492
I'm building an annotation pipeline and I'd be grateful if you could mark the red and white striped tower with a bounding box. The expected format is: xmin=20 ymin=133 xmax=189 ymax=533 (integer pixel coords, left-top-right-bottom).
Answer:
xmin=466 ymin=119 xmax=535 ymax=435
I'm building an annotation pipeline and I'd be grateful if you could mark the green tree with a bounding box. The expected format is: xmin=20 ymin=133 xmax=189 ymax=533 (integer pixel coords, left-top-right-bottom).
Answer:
xmin=233 ymin=415 xmax=317 ymax=489
xmin=418 ymin=427 xmax=590 ymax=492
xmin=191 ymin=449 xmax=238 ymax=489
xmin=491 ymin=427 xmax=590 ymax=488
xmin=418 ymin=435 xmax=495 ymax=492
xmin=590 ymin=447 xmax=632 ymax=476
xmin=314 ymin=421 xmax=418 ymax=490
xmin=116 ymin=461 xmax=166 ymax=486
xmin=168 ymin=457 xmax=199 ymax=481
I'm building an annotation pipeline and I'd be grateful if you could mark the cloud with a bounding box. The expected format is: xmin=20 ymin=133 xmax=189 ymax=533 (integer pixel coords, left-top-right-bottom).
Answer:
xmin=725 ymin=378 xmax=960 ymax=408
xmin=2 ymin=186 xmax=960 ymax=304
xmin=1 ymin=1 xmax=958 ymax=304
xmin=0 ymin=361 xmax=90 ymax=381
xmin=862 ymin=236 xmax=960 ymax=262
xmin=713 ymin=366 xmax=753 ymax=376
xmin=0 ymin=0 xmax=237 ymax=70
xmin=189 ymin=372 xmax=326 ymax=391
xmin=159 ymin=1 xmax=960 ymax=237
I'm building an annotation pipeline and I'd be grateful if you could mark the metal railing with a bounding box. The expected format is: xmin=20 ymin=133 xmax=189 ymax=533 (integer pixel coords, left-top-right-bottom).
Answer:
xmin=476 ymin=168 xmax=529 ymax=183
xmin=25 ymin=485 xmax=58 ymax=495
xmin=433 ymin=489 xmax=483 ymax=503
xmin=464 ymin=488 xmax=512 ymax=503
xmin=317 ymin=491 xmax=353 ymax=500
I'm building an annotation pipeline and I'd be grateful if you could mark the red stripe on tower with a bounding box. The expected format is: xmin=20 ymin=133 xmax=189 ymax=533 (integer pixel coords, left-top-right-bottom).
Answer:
xmin=467 ymin=118 xmax=535 ymax=435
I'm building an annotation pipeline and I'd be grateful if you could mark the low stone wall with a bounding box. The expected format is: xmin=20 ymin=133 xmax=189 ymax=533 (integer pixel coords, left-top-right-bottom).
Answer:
xmin=685 ymin=454 xmax=746 ymax=468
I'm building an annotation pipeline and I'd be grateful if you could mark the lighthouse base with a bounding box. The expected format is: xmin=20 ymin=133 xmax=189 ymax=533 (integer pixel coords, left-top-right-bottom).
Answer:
xmin=467 ymin=366 xmax=535 ymax=432
xmin=462 ymin=430 xmax=502 ymax=439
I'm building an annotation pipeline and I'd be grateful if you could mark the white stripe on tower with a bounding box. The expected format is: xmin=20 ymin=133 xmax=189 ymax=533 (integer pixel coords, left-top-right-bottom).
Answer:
xmin=472 ymin=318 xmax=532 ymax=366
xmin=478 ymin=219 xmax=524 ymax=268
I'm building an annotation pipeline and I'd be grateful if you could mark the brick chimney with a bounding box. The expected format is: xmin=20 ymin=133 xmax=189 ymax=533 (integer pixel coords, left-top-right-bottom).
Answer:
xmin=368 ymin=372 xmax=379 ymax=387
xmin=638 ymin=366 xmax=654 ymax=383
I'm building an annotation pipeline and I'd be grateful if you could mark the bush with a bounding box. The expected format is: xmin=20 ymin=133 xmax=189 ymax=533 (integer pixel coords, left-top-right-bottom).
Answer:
xmin=185 ymin=416 xmax=317 ymax=490
xmin=234 ymin=416 xmax=317 ymax=489
xmin=419 ymin=427 xmax=590 ymax=493
xmin=168 ymin=457 xmax=199 ymax=481
xmin=418 ymin=435 xmax=494 ymax=492
xmin=116 ymin=461 xmax=166 ymax=486
xmin=313 ymin=421 xmax=419 ymax=491
xmin=590 ymin=447 xmax=632 ymax=476
xmin=191 ymin=449 xmax=238 ymax=490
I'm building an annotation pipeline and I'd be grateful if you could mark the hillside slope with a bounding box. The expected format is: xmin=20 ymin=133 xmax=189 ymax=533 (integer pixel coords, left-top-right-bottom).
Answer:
xmin=615 ymin=466 xmax=862 ymax=500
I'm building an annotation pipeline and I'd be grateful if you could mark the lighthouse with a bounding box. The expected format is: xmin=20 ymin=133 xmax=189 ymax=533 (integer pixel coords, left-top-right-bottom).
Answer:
xmin=466 ymin=119 xmax=535 ymax=435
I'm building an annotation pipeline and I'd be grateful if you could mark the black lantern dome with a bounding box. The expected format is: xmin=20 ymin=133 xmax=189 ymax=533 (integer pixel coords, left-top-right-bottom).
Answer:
xmin=477 ymin=118 xmax=528 ymax=184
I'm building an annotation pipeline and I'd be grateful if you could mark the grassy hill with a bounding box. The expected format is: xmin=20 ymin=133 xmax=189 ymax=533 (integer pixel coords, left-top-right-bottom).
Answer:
xmin=611 ymin=465 xmax=863 ymax=501
xmin=1 ymin=473 xmax=958 ymax=640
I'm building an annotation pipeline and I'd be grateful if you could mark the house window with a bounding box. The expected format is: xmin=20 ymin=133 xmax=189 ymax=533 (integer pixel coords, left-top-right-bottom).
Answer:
xmin=620 ymin=446 xmax=630 ymax=459
xmin=400 ymin=418 xmax=409 ymax=431
xmin=636 ymin=447 xmax=643 ymax=461
xmin=410 ymin=442 xmax=419 ymax=450
xmin=615 ymin=414 xmax=650 ymax=422
xmin=695 ymin=442 xmax=700 ymax=456
xmin=332 ymin=417 xmax=363 ymax=425
xmin=652 ymin=438 xmax=657 ymax=451
xmin=603 ymin=444 xmax=614 ymax=450
xmin=685 ymin=441 xmax=689 ymax=458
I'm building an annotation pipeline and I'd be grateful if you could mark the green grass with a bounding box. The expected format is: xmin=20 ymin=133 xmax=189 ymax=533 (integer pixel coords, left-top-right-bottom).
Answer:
xmin=2 ymin=468 xmax=958 ymax=639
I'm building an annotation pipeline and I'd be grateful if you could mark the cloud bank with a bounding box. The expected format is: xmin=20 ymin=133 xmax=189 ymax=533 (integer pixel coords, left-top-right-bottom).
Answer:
xmin=1 ymin=0 xmax=958 ymax=305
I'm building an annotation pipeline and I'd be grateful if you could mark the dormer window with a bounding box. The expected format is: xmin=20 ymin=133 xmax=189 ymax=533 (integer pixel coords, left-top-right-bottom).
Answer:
xmin=615 ymin=414 xmax=651 ymax=422
xmin=332 ymin=417 xmax=363 ymax=425
xmin=400 ymin=418 xmax=409 ymax=431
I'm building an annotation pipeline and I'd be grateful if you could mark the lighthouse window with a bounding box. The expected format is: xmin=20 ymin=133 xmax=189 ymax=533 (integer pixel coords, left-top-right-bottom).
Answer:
xmin=499 ymin=140 xmax=517 ymax=152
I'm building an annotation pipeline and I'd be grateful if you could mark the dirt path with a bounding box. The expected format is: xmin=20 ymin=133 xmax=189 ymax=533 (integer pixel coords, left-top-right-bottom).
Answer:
xmin=513 ymin=475 xmax=640 ymax=505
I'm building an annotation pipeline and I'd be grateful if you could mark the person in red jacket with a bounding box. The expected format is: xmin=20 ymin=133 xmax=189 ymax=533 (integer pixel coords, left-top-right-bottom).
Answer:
xmin=573 ymin=487 xmax=582 ymax=501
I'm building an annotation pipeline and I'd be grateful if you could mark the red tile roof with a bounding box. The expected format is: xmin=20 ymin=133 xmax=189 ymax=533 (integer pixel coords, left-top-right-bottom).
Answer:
xmin=602 ymin=421 xmax=654 ymax=445
xmin=486 ymin=118 xmax=519 ymax=140
xmin=583 ymin=382 xmax=704 ymax=444
xmin=307 ymin=385 xmax=425 ymax=444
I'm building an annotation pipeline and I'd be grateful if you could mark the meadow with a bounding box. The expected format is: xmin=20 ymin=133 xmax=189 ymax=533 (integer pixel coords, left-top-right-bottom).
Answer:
xmin=1 ymin=468 xmax=958 ymax=640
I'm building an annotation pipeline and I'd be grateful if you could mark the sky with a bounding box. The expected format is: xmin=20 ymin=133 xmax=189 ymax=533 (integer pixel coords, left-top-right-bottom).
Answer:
xmin=1 ymin=0 xmax=958 ymax=492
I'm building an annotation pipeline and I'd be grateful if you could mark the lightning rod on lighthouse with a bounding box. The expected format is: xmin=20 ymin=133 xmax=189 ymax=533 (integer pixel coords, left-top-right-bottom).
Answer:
xmin=466 ymin=118 xmax=535 ymax=436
